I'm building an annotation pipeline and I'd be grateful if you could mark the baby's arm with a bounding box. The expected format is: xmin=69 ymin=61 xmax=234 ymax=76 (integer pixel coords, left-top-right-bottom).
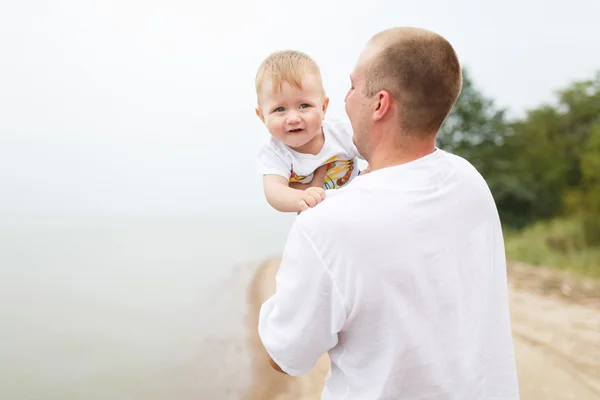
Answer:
xmin=263 ymin=165 xmax=328 ymax=213
xmin=263 ymin=175 xmax=325 ymax=213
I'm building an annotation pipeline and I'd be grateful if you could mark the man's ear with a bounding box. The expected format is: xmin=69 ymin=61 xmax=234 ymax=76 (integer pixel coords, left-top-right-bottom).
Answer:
xmin=373 ymin=90 xmax=391 ymax=121
xmin=255 ymin=107 xmax=265 ymax=123
xmin=322 ymin=96 xmax=330 ymax=115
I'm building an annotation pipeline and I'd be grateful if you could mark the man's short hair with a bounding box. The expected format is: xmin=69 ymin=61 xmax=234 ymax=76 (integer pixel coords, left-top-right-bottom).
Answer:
xmin=255 ymin=50 xmax=325 ymax=104
xmin=364 ymin=27 xmax=462 ymax=135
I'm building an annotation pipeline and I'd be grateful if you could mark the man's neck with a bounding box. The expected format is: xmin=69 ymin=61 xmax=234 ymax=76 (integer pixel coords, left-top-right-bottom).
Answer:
xmin=367 ymin=135 xmax=436 ymax=172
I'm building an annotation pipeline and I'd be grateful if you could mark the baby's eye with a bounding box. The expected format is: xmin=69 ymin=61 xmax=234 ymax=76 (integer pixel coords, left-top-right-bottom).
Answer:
xmin=299 ymin=104 xmax=310 ymax=109
xmin=273 ymin=107 xmax=285 ymax=113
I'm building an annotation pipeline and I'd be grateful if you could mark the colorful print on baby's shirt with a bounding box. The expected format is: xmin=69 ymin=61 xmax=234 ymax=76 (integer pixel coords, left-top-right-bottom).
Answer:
xmin=289 ymin=156 xmax=355 ymax=189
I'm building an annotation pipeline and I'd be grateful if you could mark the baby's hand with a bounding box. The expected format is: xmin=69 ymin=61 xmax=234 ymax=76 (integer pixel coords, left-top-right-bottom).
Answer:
xmin=298 ymin=187 xmax=326 ymax=212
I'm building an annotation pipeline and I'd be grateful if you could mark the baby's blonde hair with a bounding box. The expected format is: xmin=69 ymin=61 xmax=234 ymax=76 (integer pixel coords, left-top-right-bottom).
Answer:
xmin=255 ymin=50 xmax=325 ymax=104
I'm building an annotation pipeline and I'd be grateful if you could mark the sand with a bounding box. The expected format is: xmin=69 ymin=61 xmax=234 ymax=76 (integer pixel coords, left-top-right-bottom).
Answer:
xmin=243 ymin=257 xmax=600 ymax=400
xmin=243 ymin=256 xmax=330 ymax=400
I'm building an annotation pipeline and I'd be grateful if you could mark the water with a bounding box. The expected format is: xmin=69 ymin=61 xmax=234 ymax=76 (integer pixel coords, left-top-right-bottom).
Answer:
xmin=0 ymin=215 xmax=295 ymax=400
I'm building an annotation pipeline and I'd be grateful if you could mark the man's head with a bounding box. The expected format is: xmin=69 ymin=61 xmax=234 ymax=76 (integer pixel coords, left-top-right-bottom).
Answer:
xmin=255 ymin=50 xmax=329 ymax=152
xmin=345 ymin=27 xmax=462 ymax=160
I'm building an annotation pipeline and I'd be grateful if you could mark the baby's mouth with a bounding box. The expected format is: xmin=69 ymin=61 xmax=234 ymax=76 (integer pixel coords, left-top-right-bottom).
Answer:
xmin=288 ymin=128 xmax=304 ymax=133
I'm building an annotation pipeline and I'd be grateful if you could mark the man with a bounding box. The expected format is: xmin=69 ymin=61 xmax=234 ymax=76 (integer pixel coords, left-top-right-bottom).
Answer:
xmin=257 ymin=27 xmax=520 ymax=399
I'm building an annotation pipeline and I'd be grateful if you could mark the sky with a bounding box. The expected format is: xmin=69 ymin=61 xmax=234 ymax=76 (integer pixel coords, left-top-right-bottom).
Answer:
xmin=1 ymin=0 xmax=598 ymax=217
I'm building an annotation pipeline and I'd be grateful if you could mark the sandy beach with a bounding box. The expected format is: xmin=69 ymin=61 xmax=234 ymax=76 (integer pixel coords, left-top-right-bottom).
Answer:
xmin=244 ymin=258 xmax=600 ymax=400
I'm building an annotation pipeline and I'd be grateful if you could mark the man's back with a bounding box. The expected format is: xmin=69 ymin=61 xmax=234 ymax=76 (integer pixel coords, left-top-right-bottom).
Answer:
xmin=300 ymin=149 xmax=519 ymax=399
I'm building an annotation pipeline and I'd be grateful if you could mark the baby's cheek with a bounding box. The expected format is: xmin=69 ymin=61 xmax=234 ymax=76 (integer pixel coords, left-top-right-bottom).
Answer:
xmin=267 ymin=118 xmax=281 ymax=132
xmin=310 ymin=111 xmax=323 ymax=124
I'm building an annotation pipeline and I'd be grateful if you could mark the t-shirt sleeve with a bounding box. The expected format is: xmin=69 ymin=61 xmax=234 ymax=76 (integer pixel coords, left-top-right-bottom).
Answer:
xmin=258 ymin=220 xmax=346 ymax=376
xmin=256 ymin=142 xmax=291 ymax=180
xmin=329 ymin=119 xmax=364 ymax=160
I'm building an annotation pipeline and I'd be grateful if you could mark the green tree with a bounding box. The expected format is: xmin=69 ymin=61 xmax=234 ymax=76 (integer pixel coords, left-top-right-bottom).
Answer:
xmin=511 ymin=73 xmax=600 ymax=220
xmin=556 ymin=71 xmax=600 ymax=188
xmin=508 ymin=106 xmax=571 ymax=220
xmin=579 ymin=123 xmax=600 ymax=245
xmin=505 ymin=71 xmax=600 ymax=226
xmin=438 ymin=69 xmax=600 ymax=230
xmin=437 ymin=68 xmax=533 ymax=228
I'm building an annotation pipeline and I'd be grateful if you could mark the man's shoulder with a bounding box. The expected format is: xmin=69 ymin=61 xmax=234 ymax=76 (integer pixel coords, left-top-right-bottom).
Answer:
xmin=437 ymin=150 xmax=499 ymax=216
xmin=439 ymin=149 xmax=481 ymax=173
xmin=441 ymin=150 xmax=493 ymax=189
xmin=296 ymin=187 xmax=360 ymax=234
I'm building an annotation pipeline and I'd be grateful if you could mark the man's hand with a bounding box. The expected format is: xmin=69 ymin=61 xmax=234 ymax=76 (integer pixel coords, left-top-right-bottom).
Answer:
xmin=297 ymin=187 xmax=325 ymax=212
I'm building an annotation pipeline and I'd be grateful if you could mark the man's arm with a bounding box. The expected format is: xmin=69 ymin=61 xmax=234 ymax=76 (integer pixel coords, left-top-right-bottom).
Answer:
xmin=258 ymin=220 xmax=347 ymax=376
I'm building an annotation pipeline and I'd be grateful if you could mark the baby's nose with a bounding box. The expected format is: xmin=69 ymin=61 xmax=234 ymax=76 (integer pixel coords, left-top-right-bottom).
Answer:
xmin=287 ymin=113 xmax=301 ymax=123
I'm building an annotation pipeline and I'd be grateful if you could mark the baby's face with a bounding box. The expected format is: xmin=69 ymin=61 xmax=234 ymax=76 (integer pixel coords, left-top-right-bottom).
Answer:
xmin=256 ymin=74 xmax=328 ymax=152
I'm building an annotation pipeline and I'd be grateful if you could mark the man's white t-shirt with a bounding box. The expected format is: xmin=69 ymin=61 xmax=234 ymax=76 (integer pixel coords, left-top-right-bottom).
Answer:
xmin=258 ymin=149 xmax=520 ymax=399
xmin=256 ymin=119 xmax=361 ymax=189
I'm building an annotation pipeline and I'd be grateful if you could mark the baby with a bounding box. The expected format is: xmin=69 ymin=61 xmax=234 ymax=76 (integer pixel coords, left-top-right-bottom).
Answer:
xmin=254 ymin=50 xmax=364 ymax=213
